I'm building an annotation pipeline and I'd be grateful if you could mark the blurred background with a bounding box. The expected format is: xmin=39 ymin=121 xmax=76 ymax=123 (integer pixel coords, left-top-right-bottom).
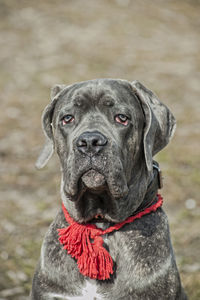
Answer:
xmin=0 ymin=0 xmax=199 ymax=299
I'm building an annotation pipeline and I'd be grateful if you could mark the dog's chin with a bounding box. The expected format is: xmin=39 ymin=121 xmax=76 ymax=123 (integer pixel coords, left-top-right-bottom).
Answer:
xmin=66 ymin=169 xmax=108 ymax=200
xmin=81 ymin=169 xmax=106 ymax=191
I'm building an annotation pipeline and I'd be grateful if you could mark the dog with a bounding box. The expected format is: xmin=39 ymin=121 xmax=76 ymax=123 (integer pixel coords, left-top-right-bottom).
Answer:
xmin=31 ymin=79 xmax=187 ymax=299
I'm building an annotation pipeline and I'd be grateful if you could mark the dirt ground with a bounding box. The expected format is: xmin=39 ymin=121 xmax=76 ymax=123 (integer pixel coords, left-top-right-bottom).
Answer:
xmin=0 ymin=0 xmax=199 ymax=299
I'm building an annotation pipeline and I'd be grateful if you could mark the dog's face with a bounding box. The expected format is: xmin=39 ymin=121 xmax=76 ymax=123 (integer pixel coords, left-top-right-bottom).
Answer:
xmin=53 ymin=80 xmax=145 ymax=222
xmin=36 ymin=79 xmax=176 ymax=223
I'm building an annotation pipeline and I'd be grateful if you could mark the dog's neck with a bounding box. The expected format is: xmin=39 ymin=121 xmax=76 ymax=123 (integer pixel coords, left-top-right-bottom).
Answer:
xmin=91 ymin=161 xmax=162 ymax=230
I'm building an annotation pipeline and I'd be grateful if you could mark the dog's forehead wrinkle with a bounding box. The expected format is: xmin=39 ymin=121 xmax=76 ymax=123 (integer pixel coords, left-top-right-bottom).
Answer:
xmin=67 ymin=80 xmax=128 ymax=106
xmin=74 ymin=90 xmax=116 ymax=108
xmin=54 ymin=79 xmax=131 ymax=104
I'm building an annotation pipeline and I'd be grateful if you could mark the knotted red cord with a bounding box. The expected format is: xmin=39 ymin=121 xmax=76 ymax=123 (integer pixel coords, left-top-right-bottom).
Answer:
xmin=58 ymin=194 xmax=163 ymax=280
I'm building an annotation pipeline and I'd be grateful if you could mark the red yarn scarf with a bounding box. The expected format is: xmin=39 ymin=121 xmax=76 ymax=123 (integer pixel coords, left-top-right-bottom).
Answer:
xmin=58 ymin=194 xmax=163 ymax=280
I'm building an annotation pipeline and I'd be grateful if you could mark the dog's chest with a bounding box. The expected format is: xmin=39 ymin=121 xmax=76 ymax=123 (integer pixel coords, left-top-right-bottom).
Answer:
xmin=49 ymin=280 xmax=102 ymax=300
xmin=44 ymin=210 xmax=172 ymax=299
xmin=76 ymin=281 xmax=101 ymax=300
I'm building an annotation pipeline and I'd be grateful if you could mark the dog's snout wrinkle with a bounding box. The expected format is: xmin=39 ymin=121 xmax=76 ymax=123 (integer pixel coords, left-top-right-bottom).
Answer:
xmin=76 ymin=131 xmax=108 ymax=156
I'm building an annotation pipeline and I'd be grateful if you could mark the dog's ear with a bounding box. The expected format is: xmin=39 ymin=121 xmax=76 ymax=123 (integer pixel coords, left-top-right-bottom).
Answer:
xmin=131 ymin=80 xmax=176 ymax=172
xmin=35 ymin=84 xmax=66 ymax=169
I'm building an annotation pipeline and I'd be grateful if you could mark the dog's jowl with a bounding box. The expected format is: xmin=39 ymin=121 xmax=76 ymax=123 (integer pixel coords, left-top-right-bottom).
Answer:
xmin=31 ymin=79 xmax=187 ymax=300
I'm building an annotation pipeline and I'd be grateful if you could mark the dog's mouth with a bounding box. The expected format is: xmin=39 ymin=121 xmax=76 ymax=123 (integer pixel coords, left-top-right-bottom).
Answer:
xmin=75 ymin=169 xmax=116 ymax=223
xmin=88 ymin=213 xmax=109 ymax=224
xmin=63 ymin=167 xmax=129 ymax=223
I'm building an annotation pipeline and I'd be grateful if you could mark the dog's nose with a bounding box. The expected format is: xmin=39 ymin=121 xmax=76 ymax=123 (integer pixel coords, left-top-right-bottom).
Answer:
xmin=76 ymin=131 xmax=108 ymax=156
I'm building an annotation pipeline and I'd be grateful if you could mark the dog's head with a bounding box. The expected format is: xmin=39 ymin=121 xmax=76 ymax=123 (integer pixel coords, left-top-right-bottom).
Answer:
xmin=36 ymin=79 xmax=175 ymax=223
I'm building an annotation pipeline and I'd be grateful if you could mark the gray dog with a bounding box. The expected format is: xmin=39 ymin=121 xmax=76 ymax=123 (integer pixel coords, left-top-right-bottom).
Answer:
xmin=31 ymin=79 xmax=187 ymax=300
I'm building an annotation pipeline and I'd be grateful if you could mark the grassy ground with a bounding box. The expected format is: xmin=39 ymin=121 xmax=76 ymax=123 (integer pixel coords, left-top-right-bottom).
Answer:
xmin=0 ymin=0 xmax=199 ymax=299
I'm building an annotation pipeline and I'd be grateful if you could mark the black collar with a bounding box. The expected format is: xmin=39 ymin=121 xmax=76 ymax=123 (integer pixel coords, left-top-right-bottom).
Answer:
xmin=134 ymin=161 xmax=163 ymax=214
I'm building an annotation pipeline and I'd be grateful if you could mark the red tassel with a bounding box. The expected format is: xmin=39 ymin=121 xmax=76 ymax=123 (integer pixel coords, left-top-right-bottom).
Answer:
xmin=77 ymin=236 xmax=113 ymax=280
xmin=92 ymin=236 xmax=114 ymax=280
xmin=58 ymin=195 xmax=163 ymax=280
xmin=58 ymin=224 xmax=114 ymax=279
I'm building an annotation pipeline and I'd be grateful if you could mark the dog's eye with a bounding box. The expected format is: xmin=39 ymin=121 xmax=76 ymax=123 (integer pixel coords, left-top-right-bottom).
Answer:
xmin=115 ymin=114 xmax=129 ymax=126
xmin=62 ymin=115 xmax=74 ymax=125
